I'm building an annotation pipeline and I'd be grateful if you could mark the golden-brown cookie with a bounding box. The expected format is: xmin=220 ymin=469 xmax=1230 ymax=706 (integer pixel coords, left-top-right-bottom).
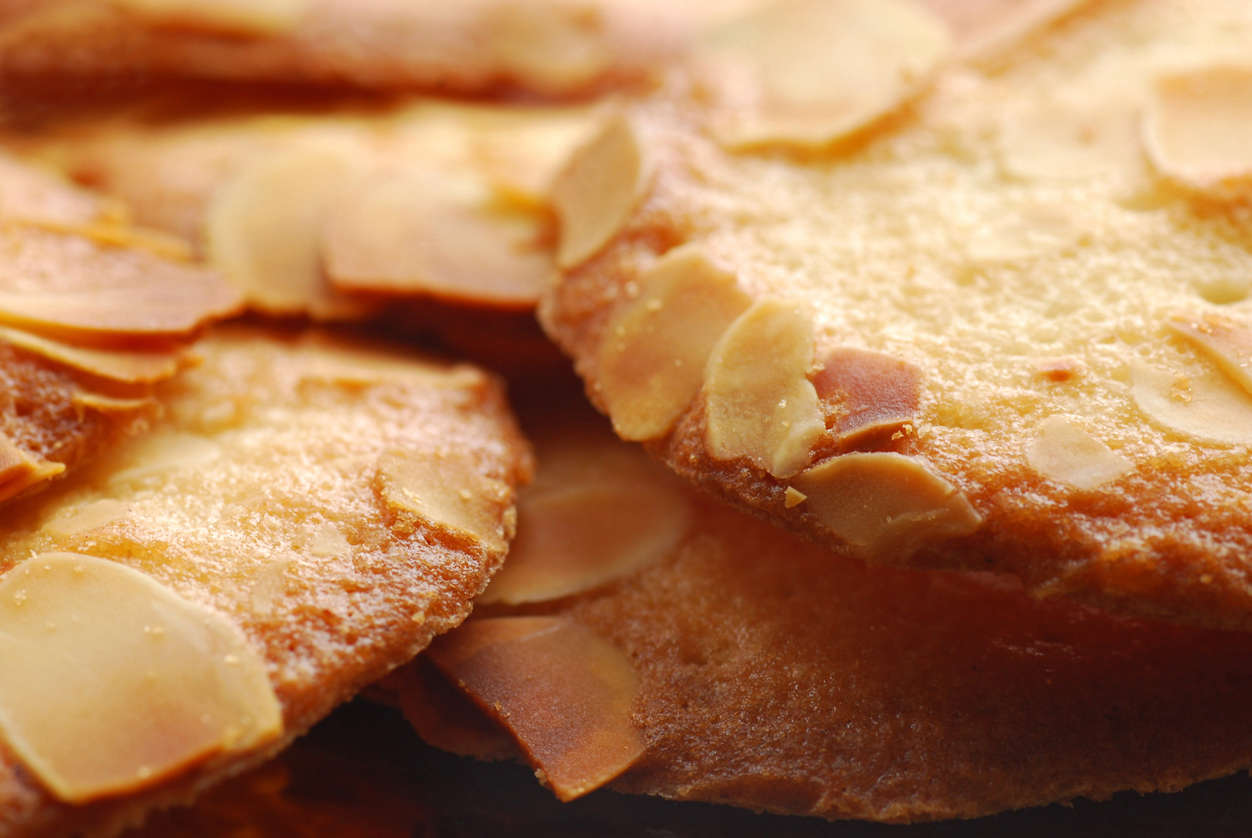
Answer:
xmin=396 ymin=396 xmax=1252 ymax=822
xmin=0 ymin=326 xmax=530 ymax=837
xmin=539 ymin=0 xmax=1252 ymax=628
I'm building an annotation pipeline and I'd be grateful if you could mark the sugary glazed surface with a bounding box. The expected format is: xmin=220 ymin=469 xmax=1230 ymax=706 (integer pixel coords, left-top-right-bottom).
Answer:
xmin=0 ymin=327 xmax=530 ymax=837
xmin=400 ymin=403 xmax=1252 ymax=822
xmin=0 ymin=0 xmax=762 ymax=97
xmin=541 ymin=0 xmax=1252 ymax=628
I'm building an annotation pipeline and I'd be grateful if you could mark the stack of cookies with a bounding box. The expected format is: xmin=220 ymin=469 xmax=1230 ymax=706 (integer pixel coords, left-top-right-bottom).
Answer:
xmin=0 ymin=0 xmax=1251 ymax=834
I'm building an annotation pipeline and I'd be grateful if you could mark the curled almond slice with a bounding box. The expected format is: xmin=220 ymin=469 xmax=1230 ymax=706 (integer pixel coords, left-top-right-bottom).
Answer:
xmin=205 ymin=145 xmax=372 ymax=320
xmin=1143 ymin=65 xmax=1252 ymax=197
xmin=115 ymin=0 xmax=306 ymax=34
xmin=479 ymin=477 xmax=690 ymax=606
xmin=792 ymin=452 xmax=981 ymax=559
xmin=427 ymin=616 xmax=644 ymax=802
xmin=1130 ymin=360 xmax=1252 ymax=446
xmin=323 ymin=169 xmax=552 ymax=309
xmin=0 ymin=553 xmax=281 ymax=803
xmin=1168 ymin=313 xmax=1252 ymax=397
xmin=920 ymin=0 xmax=1089 ymax=60
xmin=813 ymin=348 xmax=922 ymax=448
xmin=0 ymin=226 xmax=240 ymax=341
xmin=1026 ymin=415 xmax=1132 ymax=490
xmin=704 ymin=298 xmax=824 ymax=478
xmin=696 ymin=0 xmax=950 ymax=149
xmin=375 ymin=448 xmax=513 ymax=553
xmin=0 ymin=435 xmax=63 ymax=504
xmin=596 ymin=245 xmax=751 ymax=441
xmin=551 ymin=114 xmax=646 ymax=269
xmin=0 ymin=326 xmax=183 ymax=383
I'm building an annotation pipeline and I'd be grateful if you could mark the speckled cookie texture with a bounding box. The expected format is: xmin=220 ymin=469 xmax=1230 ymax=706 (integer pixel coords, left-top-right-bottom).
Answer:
xmin=539 ymin=0 xmax=1252 ymax=629
xmin=0 ymin=327 xmax=530 ymax=837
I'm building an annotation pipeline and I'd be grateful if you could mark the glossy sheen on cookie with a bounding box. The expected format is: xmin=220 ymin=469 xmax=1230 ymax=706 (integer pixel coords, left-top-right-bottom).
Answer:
xmin=539 ymin=0 xmax=1252 ymax=629
xmin=0 ymin=327 xmax=529 ymax=837
xmin=398 ymin=405 xmax=1252 ymax=822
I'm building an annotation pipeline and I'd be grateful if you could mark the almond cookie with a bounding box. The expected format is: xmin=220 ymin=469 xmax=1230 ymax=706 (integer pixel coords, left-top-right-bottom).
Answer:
xmin=0 ymin=326 xmax=530 ymax=837
xmin=539 ymin=0 xmax=1252 ymax=628
xmin=395 ymin=398 xmax=1252 ymax=822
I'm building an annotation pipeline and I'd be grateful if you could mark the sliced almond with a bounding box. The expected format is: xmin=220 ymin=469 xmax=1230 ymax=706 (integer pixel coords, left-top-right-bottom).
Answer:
xmin=1026 ymin=415 xmax=1132 ymax=490
xmin=1130 ymin=360 xmax=1252 ymax=446
xmin=0 ymin=434 xmax=64 ymax=504
xmin=0 ymin=326 xmax=183 ymax=384
xmin=479 ymin=475 xmax=690 ymax=605
xmin=114 ymin=0 xmax=306 ymax=34
xmin=696 ymin=0 xmax=950 ymax=149
xmin=0 ymin=226 xmax=240 ymax=341
xmin=0 ymin=154 xmax=110 ymax=227
xmin=391 ymin=660 xmax=519 ymax=761
xmin=483 ymin=1 xmax=614 ymax=93
xmin=813 ymin=348 xmax=921 ymax=448
xmin=323 ymin=169 xmax=552 ymax=309
xmin=1168 ymin=313 xmax=1252 ymax=397
xmin=0 ymin=553 xmax=281 ymax=803
xmin=704 ymin=298 xmax=824 ymax=478
xmin=920 ymin=0 xmax=1088 ymax=60
xmin=551 ymin=114 xmax=646 ymax=269
xmin=375 ymin=448 xmax=512 ymax=553
xmin=107 ymin=432 xmax=222 ymax=487
xmin=427 ymin=616 xmax=644 ymax=802
xmin=792 ymin=452 xmax=981 ymax=559
xmin=205 ymin=145 xmax=371 ymax=320
xmin=597 ymin=245 xmax=751 ymax=441
xmin=1143 ymin=65 xmax=1252 ymax=197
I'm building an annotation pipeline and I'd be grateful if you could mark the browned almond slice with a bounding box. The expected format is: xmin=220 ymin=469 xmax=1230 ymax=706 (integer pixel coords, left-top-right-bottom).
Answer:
xmin=596 ymin=245 xmax=751 ymax=441
xmin=0 ymin=153 xmax=116 ymax=227
xmin=551 ymin=114 xmax=647 ymax=269
xmin=205 ymin=144 xmax=373 ymax=320
xmin=0 ymin=552 xmax=281 ymax=803
xmin=0 ymin=225 xmax=240 ymax=341
xmin=813 ymin=348 xmax=921 ymax=448
xmin=323 ymin=168 xmax=552 ymax=309
xmin=427 ymin=616 xmax=644 ymax=802
xmin=693 ymin=0 xmax=950 ymax=149
xmin=919 ymin=0 xmax=1089 ymax=60
xmin=0 ymin=434 xmax=63 ymax=504
xmin=114 ymin=0 xmax=306 ymax=34
xmin=1130 ymin=360 xmax=1252 ymax=446
xmin=0 ymin=325 xmax=184 ymax=383
xmin=704 ymin=298 xmax=824 ymax=478
xmin=1143 ymin=65 xmax=1252 ymax=198
xmin=792 ymin=452 xmax=981 ymax=559
xmin=1026 ymin=415 xmax=1132 ymax=490
xmin=1168 ymin=313 xmax=1252 ymax=397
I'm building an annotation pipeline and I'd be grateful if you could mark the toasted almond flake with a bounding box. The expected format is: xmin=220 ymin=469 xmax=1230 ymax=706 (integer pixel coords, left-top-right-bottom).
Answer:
xmin=115 ymin=0 xmax=306 ymax=34
xmin=0 ymin=226 xmax=240 ymax=340
xmin=375 ymin=448 xmax=510 ymax=552
xmin=919 ymin=0 xmax=1088 ymax=60
xmin=205 ymin=145 xmax=371 ymax=320
xmin=1130 ymin=360 xmax=1252 ymax=446
xmin=1168 ymin=313 xmax=1252 ymax=397
xmin=0 ymin=435 xmax=63 ymax=504
xmin=783 ymin=486 xmax=807 ymax=508
xmin=0 ymin=155 xmax=109 ymax=227
xmin=0 ymin=553 xmax=281 ymax=803
xmin=42 ymin=499 xmax=131 ymax=539
xmin=323 ymin=169 xmax=551 ymax=309
xmin=107 ymin=432 xmax=221 ymax=486
xmin=596 ymin=245 xmax=751 ymax=441
xmin=428 ymin=616 xmax=644 ymax=802
xmin=793 ymin=452 xmax=981 ymax=559
xmin=704 ymin=298 xmax=824 ymax=478
xmin=696 ymin=0 xmax=950 ymax=149
xmin=460 ymin=107 xmax=600 ymax=206
xmin=1143 ymin=65 xmax=1252 ymax=197
xmin=71 ymin=392 xmax=157 ymax=416
xmin=813 ymin=348 xmax=922 ymax=448
xmin=551 ymin=114 xmax=647 ymax=269
xmin=0 ymin=326 xmax=183 ymax=383
xmin=22 ymin=219 xmax=195 ymax=263
xmin=479 ymin=473 xmax=690 ymax=605
xmin=390 ymin=661 xmax=519 ymax=762
xmin=1026 ymin=415 xmax=1132 ymax=490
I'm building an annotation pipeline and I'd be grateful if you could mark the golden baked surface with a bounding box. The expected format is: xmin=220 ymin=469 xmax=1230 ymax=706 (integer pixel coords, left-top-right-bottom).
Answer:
xmin=399 ymin=400 xmax=1252 ymax=822
xmin=0 ymin=327 xmax=530 ymax=837
xmin=539 ymin=0 xmax=1252 ymax=628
